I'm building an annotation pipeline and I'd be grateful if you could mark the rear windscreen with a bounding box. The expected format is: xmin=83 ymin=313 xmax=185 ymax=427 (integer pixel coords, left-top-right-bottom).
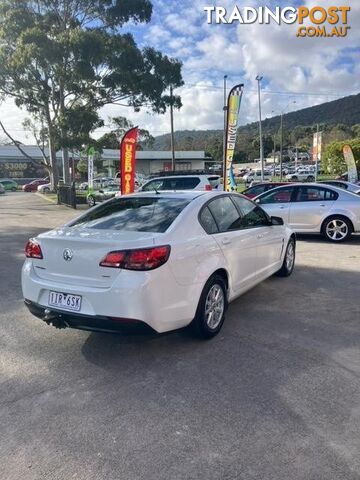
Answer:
xmin=142 ymin=177 xmax=200 ymax=191
xmin=69 ymin=197 xmax=191 ymax=233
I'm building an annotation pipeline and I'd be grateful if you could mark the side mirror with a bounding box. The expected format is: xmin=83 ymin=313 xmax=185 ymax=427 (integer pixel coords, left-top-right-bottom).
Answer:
xmin=271 ymin=216 xmax=284 ymax=226
xmin=99 ymin=189 xmax=104 ymax=194
xmin=255 ymin=198 xmax=260 ymax=204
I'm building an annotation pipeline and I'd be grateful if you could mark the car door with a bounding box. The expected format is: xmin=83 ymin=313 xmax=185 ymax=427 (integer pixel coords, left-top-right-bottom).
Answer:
xmin=289 ymin=186 xmax=338 ymax=231
xmin=256 ymin=186 xmax=296 ymax=224
xmin=232 ymin=195 xmax=285 ymax=280
xmin=206 ymin=196 xmax=259 ymax=294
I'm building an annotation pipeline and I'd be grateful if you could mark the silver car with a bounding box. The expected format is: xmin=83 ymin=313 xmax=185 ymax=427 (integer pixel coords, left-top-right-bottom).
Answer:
xmin=255 ymin=183 xmax=360 ymax=242
xmin=319 ymin=180 xmax=360 ymax=195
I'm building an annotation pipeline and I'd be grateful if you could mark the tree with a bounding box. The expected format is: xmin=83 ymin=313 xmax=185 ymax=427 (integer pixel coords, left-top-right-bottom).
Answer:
xmin=97 ymin=116 xmax=154 ymax=150
xmin=323 ymin=137 xmax=360 ymax=174
xmin=0 ymin=1 xmax=183 ymax=187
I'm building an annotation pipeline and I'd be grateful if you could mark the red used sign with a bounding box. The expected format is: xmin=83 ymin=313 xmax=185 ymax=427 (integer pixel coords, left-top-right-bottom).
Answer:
xmin=120 ymin=127 xmax=138 ymax=195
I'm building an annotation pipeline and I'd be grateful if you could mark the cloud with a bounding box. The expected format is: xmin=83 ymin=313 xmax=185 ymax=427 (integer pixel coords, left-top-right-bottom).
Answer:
xmin=1 ymin=0 xmax=359 ymax=143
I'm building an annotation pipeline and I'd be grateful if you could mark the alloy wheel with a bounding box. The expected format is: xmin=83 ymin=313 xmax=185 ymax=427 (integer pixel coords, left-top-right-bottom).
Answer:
xmin=285 ymin=241 xmax=295 ymax=271
xmin=325 ymin=219 xmax=348 ymax=241
xmin=205 ymin=284 xmax=225 ymax=329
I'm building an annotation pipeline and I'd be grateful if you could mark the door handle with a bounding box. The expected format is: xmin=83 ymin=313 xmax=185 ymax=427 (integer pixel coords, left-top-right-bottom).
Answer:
xmin=279 ymin=206 xmax=285 ymax=209
xmin=221 ymin=238 xmax=231 ymax=245
xmin=319 ymin=204 xmax=326 ymax=207
xmin=257 ymin=234 xmax=264 ymax=239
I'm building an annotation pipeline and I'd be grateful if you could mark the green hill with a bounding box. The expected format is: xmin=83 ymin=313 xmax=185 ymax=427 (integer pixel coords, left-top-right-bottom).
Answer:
xmin=152 ymin=93 xmax=360 ymax=162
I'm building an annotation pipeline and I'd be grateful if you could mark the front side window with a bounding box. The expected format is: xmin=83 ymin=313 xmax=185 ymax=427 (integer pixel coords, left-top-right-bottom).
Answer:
xmin=245 ymin=184 xmax=266 ymax=196
xmin=207 ymin=196 xmax=241 ymax=232
xmin=296 ymin=187 xmax=338 ymax=202
xmin=69 ymin=197 xmax=191 ymax=233
xmin=231 ymin=195 xmax=270 ymax=228
xmin=258 ymin=187 xmax=295 ymax=204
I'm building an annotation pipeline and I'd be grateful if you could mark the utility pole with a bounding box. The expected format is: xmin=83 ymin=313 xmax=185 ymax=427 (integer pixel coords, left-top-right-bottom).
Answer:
xmin=256 ymin=75 xmax=264 ymax=181
xmin=273 ymin=134 xmax=276 ymax=175
xmin=170 ymin=85 xmax=175 ymax=172
xmin=279 ymin=100 xmax=296 ymax=181
xmin=223 ymin=75 xmax=228 ymax=183
xmin=315 ymin=123 xmax=319 ymax=182
xmin=280 ymin=112 xmax=284 ymax=181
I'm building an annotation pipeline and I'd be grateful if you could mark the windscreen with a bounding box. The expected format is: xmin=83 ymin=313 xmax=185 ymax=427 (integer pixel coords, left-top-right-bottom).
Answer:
xmin=69 ymin=196 xmax=191 ymax=233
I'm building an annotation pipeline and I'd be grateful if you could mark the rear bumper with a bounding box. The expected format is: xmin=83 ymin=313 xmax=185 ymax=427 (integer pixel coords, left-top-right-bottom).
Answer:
xmin=24 ymin=299 xmax=153 ymax=334
xmin=22 ymin=260 xmax=201 ymax=333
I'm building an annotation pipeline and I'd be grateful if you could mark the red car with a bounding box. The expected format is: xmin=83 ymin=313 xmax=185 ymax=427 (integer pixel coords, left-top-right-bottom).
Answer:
xmin=22 ymin=179 xmax=49 ymax=192
xmin=242 ymin=182 xmax=291 ymax=199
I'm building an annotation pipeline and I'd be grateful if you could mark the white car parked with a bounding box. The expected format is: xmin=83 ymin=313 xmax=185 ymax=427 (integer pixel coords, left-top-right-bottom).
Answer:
xmin=243 ymin=170 xmax=272 ymax=184
xmin=255 ymin=183 xmax=360 ymax=242
xmin=37 ymin=182 xmax=52 ymax=193
xmin=286 ymin=170 xmax=315 ymax=182
xmin=22 ymin=191 xmax=295 ymax=338
xmin=139 ymin=174 xmax=221 ymax=192
xmin=319 ymin=180 xmax=360 ymax=195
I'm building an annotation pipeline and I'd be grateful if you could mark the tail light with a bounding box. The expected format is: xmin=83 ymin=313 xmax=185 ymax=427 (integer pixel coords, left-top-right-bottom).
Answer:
xmin=100 ymin=245 xmax=171 ymax=271
xmin=25 ymin=238 xmax=43 ymax=259
xmin=205 ymin=184 xmax=212 ymax=191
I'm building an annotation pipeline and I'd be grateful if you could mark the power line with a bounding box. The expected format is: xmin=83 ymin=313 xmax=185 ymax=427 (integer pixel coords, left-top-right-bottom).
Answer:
xmin=181 ymin=83 xmax=355 ymax=98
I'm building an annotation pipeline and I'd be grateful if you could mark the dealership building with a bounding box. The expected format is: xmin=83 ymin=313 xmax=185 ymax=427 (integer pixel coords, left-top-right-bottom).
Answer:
xmin=0 ymin=146 xmax=215 ymax=181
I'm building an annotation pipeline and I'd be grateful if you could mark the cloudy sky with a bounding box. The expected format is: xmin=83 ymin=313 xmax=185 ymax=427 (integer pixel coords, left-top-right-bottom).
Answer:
xmin=1 ymin=0 xmax=359 ymax=143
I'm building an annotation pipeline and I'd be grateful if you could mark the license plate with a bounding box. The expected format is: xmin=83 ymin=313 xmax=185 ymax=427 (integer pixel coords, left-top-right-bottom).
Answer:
xmin=48 ymin=291 xmax=82 ymax=312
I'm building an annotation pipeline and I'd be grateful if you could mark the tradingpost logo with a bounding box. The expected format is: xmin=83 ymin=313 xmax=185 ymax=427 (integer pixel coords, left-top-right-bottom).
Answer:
xmin=204 ymin=5 xmax=351 ymax=38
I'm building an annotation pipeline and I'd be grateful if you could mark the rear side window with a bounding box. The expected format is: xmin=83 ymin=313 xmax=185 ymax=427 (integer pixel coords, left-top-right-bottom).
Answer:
xmin=296 ymin=187 xmax=338 ymax=202
xmin=69 ymin=197 xmax=191 ymax=233
xmin=207 ymin=196 xmax=241 ymax=232
xmin=207 ymin=176 xmax=220 ymax=187
xmin=142 ymin=177 xmax=200 ymax=191
xmin=199 ymin=207 xmax=218 ymax=234
xmin=325 ymin=182 xmax=346 ymax=190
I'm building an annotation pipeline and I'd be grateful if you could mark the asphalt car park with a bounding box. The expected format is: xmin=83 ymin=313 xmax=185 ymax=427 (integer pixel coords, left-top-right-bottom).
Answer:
xmin=1 ymin=192 xmax=360 ymax=480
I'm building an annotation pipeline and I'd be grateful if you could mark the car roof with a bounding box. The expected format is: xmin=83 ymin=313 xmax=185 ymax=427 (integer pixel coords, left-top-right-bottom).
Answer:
xmin=246 ymin=182 xmax=289 ymax=187
xmin=255 ymin=182 xmax=360 ymax=198
xmin=122 ymin=190 xmax=208 ymax=200
xmin=145 ymin=175 xmax=219 ymax=180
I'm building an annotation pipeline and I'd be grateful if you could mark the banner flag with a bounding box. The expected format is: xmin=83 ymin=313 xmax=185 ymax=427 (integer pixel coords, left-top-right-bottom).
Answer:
xmin=87 ymin=146 xmax=96 ymax=194
xmin=224 ymin=84 xmax=244 ymax=191
xmin=343 ymin=145 xmax=358 ymax=183
xmin=312 ymin=131 xmax=322 ymax=162
xmin=120 ymin=127 xmax=138 ymax=195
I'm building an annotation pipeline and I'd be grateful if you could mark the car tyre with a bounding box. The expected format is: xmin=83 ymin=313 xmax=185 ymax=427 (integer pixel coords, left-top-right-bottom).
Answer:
xmin=307 ymin=175 xmax=315 ymax=182
xmin=87 ymin=195 xmax=96 ymax=207
xmin=292 ymin=176 xmax=298 ymax=181
xmin=43 ymin=187 xmax=51 ymax=194
xmin=276 ymin=238 xmax=296 ymax=277
xmin=11 ymin=187 xmax=17 ymax=192
xmin=192 ymin=275 xmax=228 ymax=339
xmin=321 ymin=216 xmax=352 ymax=243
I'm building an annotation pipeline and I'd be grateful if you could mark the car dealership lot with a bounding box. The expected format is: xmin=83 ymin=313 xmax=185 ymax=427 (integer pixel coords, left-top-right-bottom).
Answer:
xmin=1 ymin=192 xmax=360 ymax=480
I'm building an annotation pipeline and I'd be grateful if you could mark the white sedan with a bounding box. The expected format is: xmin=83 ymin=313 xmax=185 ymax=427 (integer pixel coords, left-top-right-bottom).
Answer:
xmin=255 ymin=183 xmax=360 ymax=242
xmin=22 ymin=191 xmax=295 ymax=338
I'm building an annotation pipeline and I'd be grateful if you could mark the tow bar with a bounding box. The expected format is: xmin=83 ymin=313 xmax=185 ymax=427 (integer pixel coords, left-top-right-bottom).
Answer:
xmin=43 ymin=309 xmax=68 ymax=329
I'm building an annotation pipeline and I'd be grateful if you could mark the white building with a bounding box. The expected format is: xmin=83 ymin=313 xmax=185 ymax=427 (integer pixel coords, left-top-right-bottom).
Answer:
xmin=0 ymin=145 xmax=215 ymax=181
xmin=101 ymin=149 xmax=214 ymax=176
